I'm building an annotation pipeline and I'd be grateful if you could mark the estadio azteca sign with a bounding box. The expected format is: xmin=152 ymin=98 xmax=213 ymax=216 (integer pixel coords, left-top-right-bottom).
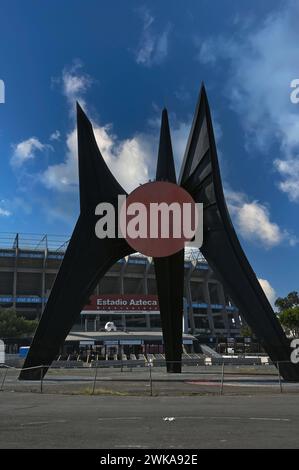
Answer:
xmin=83 ymin=294 xmax=159 ymax=312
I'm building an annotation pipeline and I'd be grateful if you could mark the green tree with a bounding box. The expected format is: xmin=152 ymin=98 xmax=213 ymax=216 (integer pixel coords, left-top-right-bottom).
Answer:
xmin=275 ymin=291 xmax=299 ymax=312
xmin=279 ymin=307 xmax=299 ymax=338
xmin=0 ymin=307 xmax=37 ymax=338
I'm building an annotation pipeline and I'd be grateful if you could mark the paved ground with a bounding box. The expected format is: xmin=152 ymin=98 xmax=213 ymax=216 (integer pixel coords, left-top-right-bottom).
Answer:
xmin=1 ymin=392 xmax=299 ymax=448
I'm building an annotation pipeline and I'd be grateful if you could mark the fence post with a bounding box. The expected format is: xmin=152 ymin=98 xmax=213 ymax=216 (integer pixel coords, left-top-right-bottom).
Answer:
xmin=220 ymin=362 xmax=225 ymax=395
xmin=92 ymin=361 xmax=98 ymax=395
xmin=40 ymin=366 xmax=44 ymax=394
xmin=277 ymin=361 xmax=283 ymax=393
xmin=0 ymin=367 xmax=8 ymax=392
xmin=148 ymin=358 xmax=153 ymax=396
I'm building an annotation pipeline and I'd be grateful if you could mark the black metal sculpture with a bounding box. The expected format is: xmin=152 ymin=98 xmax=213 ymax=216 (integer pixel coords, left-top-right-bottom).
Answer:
xmin=19 ymin=104 xmax=134 ymax=380
xmin=20 ymin=84 xmax=299 ymax=381
xmin=153 ymin=110 xmax=184 ymax=373
xmin=19 ymin=103 xmax=183 ymax=379
xmin=179 ymin=84 xmax=299 ymax=381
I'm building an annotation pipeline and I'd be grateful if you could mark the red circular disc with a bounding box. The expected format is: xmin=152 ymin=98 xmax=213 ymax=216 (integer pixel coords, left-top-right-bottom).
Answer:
xmin=120 ymin=181 xmax=198 ymax=257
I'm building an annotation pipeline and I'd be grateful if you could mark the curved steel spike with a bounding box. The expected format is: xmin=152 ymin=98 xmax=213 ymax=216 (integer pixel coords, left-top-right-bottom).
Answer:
xmin=179 ymin=84 xmax=299 ymax=381
xmin=19 ymin=105 xmax=134 ymax=380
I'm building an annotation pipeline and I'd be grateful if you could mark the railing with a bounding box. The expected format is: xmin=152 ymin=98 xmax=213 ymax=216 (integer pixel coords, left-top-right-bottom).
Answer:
xmin=0 ymin=233 xmax=208 ymax=263
xmin=1 ymin=360 xmax=297 ymax=397
xmin=0 ymin=232 xmax=70 ymax=251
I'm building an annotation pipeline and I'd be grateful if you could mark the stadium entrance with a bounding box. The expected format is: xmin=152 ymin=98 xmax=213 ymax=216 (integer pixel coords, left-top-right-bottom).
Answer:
xmin=63 ymin=331 xmax=196 ymax=360
xmin=81 ymin=294 xmax=161 ymax=332
xmin=65 ymin=293 xmax=195 ymax=359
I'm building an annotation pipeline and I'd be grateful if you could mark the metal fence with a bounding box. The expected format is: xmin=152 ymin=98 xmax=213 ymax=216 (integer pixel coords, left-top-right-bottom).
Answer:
xmin=1 ymin=360 xmax=298 ymax=397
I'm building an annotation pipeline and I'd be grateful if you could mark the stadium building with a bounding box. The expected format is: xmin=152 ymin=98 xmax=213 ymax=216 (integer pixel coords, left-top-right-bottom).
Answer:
xmin=0 ymin=233 xmax=245 ymax=355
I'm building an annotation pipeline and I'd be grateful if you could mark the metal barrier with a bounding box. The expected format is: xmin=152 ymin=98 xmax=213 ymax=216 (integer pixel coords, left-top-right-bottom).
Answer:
xmin=0 ymin=360 xmax=297 ymax=397
xmin=0 ymin=364 xmax=48 ymax=393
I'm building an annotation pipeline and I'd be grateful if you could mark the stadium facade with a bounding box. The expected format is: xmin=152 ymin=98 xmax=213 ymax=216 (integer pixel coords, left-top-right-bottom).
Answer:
xmin=0 ymin=233 xmax=243 ymax=342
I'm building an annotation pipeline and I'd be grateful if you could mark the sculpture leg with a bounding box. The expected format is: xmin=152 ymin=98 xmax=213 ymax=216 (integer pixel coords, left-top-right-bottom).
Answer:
xmin=19 ymin=103 xmax=134 ymax=380
xmin=154 ymin=250 xmax=184 ymax=373
xmin=19 ymin=217 xmax=132 ymax=380
xmin=179 ymin=84 xmax=299 ymax=381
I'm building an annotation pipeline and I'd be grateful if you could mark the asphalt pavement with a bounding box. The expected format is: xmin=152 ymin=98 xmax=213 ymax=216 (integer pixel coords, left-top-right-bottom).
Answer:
xmin=1 ymin=392 xmax=299 ymax=448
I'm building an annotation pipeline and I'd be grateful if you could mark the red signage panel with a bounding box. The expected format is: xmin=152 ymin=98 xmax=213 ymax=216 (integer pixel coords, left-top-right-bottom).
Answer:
xmin=83 ymin=294 xmax=159 ymax=312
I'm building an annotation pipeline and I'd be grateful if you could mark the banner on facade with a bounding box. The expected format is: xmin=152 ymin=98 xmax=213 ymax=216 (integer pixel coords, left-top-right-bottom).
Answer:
xmin=82 ymin=294 xmax=159 ymax=312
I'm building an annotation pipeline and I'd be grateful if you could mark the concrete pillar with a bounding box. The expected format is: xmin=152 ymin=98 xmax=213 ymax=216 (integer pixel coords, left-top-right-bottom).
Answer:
xmin=217 ymin=282 xmax=230 ymax=334
xmin=120 ymin=258 xmax=127 ymax=329
xmin=186 ymin=262 xmax=196 ymax=332
xmin=144 ymin=258 xmax=151 ymax=331
xmin=203 ymin=271 xmax=214 ymax=333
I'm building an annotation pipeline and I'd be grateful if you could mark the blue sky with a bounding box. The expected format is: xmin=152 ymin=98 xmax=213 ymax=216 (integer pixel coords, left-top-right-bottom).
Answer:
xmin=0 ymin=0 xmax=299 ymax=302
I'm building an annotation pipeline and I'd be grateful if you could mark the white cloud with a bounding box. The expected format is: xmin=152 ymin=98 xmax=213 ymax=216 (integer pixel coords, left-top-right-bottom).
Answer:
xmin=13 ymin=64 xmax=193 ymax=224
xmin=42 ymin=129 xmax=78 ymax=192
xmin=196 ymin=37 xmax=219 ymax=65
xmin=51 ymin=61 xmax=92 ymax=117
xmin=42 ymin=121 xmax=154 ymax=194
xmin=41 ymin=110 xmax=195 ymax=197
xmin=99 ymin=129 xmax=153 ymax=192
xmin=135 ymin=8 xmax=171 ymax=67
xmin=49 ymin=130 xmax=61 ymax=141
xmin=274 ymin=158 xmax=299 ymax=202
xmin=11 ymin=137 xmax=47 ymax=168
xmin=40 ymin=63 xmax=93 ymax=194
xmin=258 ymin=278 xmax=277 ymax=305
xmin=62 ymin=61 xmax=91 ymax=102
xmin=0 ymin=207 xmax=11 ymax=217
xmin=237 ymin=203 xmax=281 ymax=246
xmin=11 ymin=64 xmax=155 ymax=217
xmin=42 ymin=64 xmax=197 ymax=196
xmin=0 ymin=197 xmax=32 ymax=218
xmin=196 ymin=1 xmax=299 ymax=202
xmin=226 ymin=188 xmax=297 ymax=248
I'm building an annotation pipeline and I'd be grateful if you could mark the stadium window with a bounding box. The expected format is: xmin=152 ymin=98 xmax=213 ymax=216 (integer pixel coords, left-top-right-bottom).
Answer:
xmin=208 ymin=283 xmax=220 ymax=304
xmin=149 ymin=314 xmax=161 ymax=328
xmin=213 ymin=315 xmax=225 ymax=329
xmin=190 ymin=282 xmax=205 ymax=303
xmin=125 ymin=314 xmax=146 ymax=329
xmin=194 ymin=315 xmax=209 ymax=330
xmin=124 ymin=278 xmax=144 ymax=294
xmin=193 ymin=307 xmax=207 ymax=315
xmin=99 ymin=276 xmax=120 ymax=294
xmin=147 ymin=279 xmax=157 ymax=295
